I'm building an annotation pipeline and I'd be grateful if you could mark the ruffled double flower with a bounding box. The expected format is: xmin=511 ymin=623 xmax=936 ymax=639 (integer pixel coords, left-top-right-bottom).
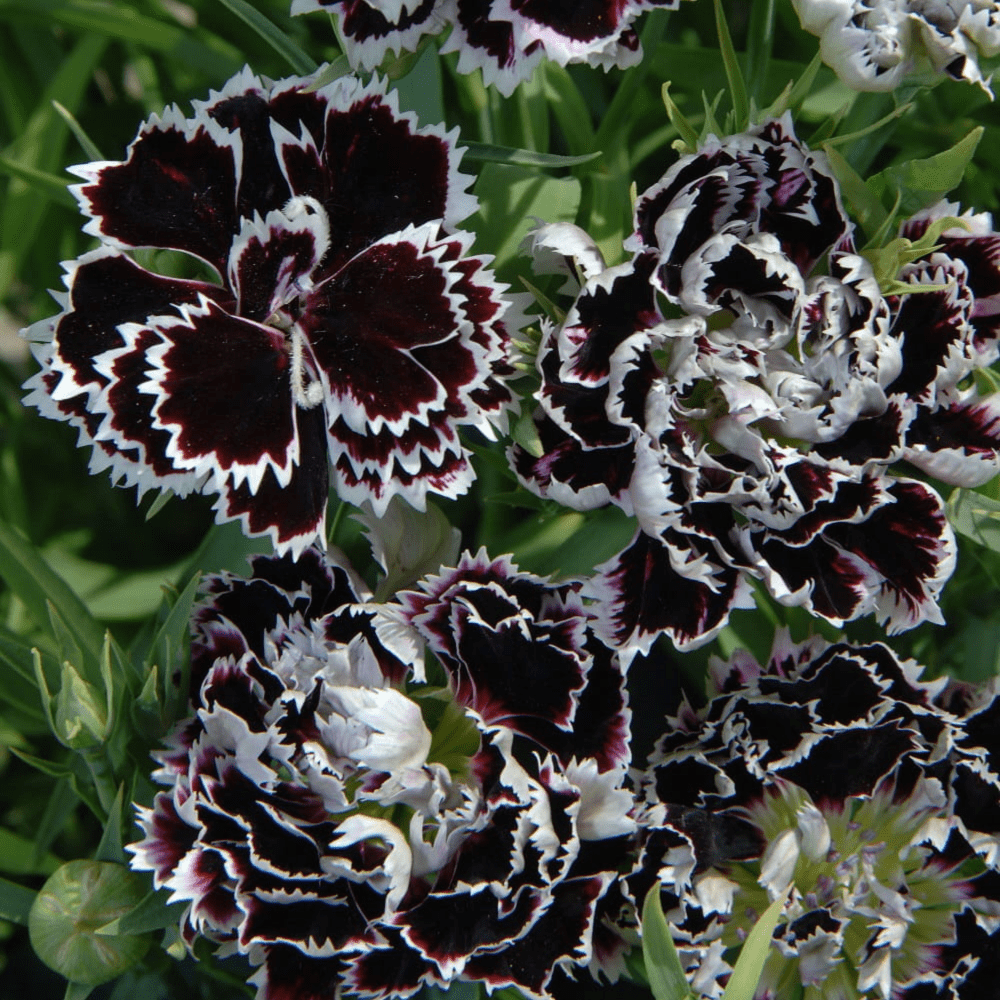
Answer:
xmin=23 ymin=69 xmax=516 ymax=555
xmin=291 ymin=0 xmax=678 ymax=94
xmin=515 ymin=115 xmax=1000 ymax=657
xmin=793 ymin=0 xmax=1000 ymax=93
xmin=626 ymin=633 xmax=1000 ymax=999
xmin=130 ymin=546 xmax=633 ymax=1000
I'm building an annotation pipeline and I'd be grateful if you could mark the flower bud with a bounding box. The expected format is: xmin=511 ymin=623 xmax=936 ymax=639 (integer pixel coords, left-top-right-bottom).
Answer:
xmin=29 ymin=860 xmax=150 ymax=985
xmin=52 ymin=661 xmax=110 ymax=751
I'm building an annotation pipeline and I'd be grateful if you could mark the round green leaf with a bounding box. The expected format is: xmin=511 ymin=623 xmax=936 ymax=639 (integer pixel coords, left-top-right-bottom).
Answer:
xmin=29 ymin=860 xmax=151 ymax=985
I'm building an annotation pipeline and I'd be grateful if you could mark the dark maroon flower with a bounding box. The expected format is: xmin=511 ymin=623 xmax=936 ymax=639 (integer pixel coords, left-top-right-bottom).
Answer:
xmin=131 ymin=547 xmax=634 ymax=1000
xmin=514 ymin=116 xmax=967 ymax=658
xmin=625 ymin=633 xmax=1000 ymax=1000
xmin=23 ymin=68 xmax=516 ymax=555
xmin=291 ymin=0 xmax=679 ymax=94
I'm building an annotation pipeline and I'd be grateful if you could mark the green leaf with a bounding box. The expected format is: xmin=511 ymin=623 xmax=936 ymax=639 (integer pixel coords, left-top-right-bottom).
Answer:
xmin=822 ymin=144 xmax=887 ymax=241
xmin=870 ymin=127 xmax=984 ymax=215
xmin=0 ymin=875 xmax=37 ymax=925
xmin=641 ymin=887 xmax=694 ymax=1000
xmin=214 ymin=0 xmax=317 ymax=73
xmin=302 ymin=55 xmax=351 ymax=91
xmin=33 ymin=780 xmax=80 ymax=872
xmin=0 ymin=521 xmax=104 ymax=671
xmin=661 ymin=82 xmax=700 ymax=153
xmin=947 ymin=489 xmax=1000 ymax=552
xmin=483 ymin=490 xmax=547 ymax=511
xmin=419 ymin=691 xmax=481 ymax=779
xmin=0 ymin=630 xmax=50 ymax=727
xmin=0 ymin=154 xmax=76 ymax=207
xmin=63 ymin=983 xmax=94 ymax=1000
xmin=511 ymin=410 xmax=544 ymax=459
xmin=51 ymin=99 xmax=103 ymax=160
xmin=93 ymin=785 xmax=127 ymax=866
xmin=808 ymin=100 xmax=851 ymax=145
xmin=0 ymin=829 xmax=62 ymax=877
xmin=10 ymin=745 xmax=72 ymax=781
xmin=821 ymin=101 xmax=914 ymax=149
xmin=701 ymin=90 xmax=724 ymax=140
xmin=144 ymin=569 xmax=201 ymax=703
xmin=0 ymin=31 xmax=106 ymax=297
xmin=714 ymin=0 xmax=749 ymax=130
xmin=462 ymin=142 xmax=600 ymax=168
xmin=394 ymin=41 xmax=443 ymax=126
xmin=503 ymin=506 xmax=635 ymax=578
xmin=541 ymin=64 xmax=596 ymax=155
xmin=143 ymin=489 xmax=173 ymax=522
xmin=0 ymin=0 xmax=242 ymax=77
xmin=744 ymin=0 xmax=775 ymax=103
xmin=48 ymin=604 xmax=85 ymax=676
xmin=720 ymin=891 xmax=788 ymax=1000
xmin=11 ymin=743 xmax=106 ymax=820
xmin=594 ymin=7 xmax=668 ymax=151
xmin=781 ymin=51 xmax=824 ymax=118
xmin=518 ymin=275 xmax=566 ymax=324
xmin=99 ymin=888 xmax=186 ymax=937
xmin=422 ymin=984 xmax=482 ymax=1000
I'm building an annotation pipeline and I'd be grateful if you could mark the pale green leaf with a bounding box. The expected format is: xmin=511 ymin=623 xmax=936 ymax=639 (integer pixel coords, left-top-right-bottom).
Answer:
xmin=947 ymin=489 xmax=1000 ymax=552
xmin=51 ymin=99 xmax=103 ymax=160
xmin=642 ymin=887 xmax=694 ymax=1000
xmin=720 ymin=892 xmax=788 ymax=1000
xmin=714 ymin=0 xmax=748 ymax=130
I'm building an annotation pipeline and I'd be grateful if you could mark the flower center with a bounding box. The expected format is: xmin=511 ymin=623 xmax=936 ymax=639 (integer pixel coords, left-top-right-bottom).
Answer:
xmin=718 ymin=783 xmax=980 ymax=998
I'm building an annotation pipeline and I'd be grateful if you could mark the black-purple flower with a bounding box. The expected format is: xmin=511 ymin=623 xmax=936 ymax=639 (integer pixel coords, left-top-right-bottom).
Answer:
xmin=23 ymin=68 xmax=516 ymax=556
xmin=291 ymin=0 xmax=678 ymax=95
xmin=130 ymin=547 xmax=634 ymax=1000
xmin=626 ymin=633 xmax=1000 ymax=1000
xmin=512 ymin=115 xmax=1000 ymax=658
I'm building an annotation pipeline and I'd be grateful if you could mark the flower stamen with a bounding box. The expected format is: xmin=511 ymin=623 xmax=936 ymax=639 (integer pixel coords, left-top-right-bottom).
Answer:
xmin=289 ymin=324 xmax=324 ymax=409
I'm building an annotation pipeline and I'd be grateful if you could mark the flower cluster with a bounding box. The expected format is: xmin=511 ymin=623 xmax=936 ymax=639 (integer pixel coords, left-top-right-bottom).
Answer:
xmin=23 ymin=68 xmax=516 ymax=556
xmin=792 ymin=0 xmax=1000 ymax=93
xmin=291 ymin=0 xmax=678 ymax=94
xmin=130 ymin=547 xmax=634 ymax=1000
xmin=514 ymin=114 xmax=1000 ymax=657
xmin=627 ymin=632 xmax=1000 ymax=999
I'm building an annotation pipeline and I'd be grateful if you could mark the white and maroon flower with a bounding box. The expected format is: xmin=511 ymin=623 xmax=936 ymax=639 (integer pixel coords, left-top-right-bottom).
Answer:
xmin=892 ymin=202 xmax=1000 ymax=488
xmin=626 ymin=633 xmax=1000 ymax=1000
xmin=22 ymin=68 xmax=517 ymax=556
xmin=291 ymin=0 xmax=679 ymax=95
xmin=513 ymin=116 xmax=984 ymax=658
xmin=131 ymin=547 xmax=634 ymax=1000
xmin=792 ymin=0 xmax=1000 ymax=93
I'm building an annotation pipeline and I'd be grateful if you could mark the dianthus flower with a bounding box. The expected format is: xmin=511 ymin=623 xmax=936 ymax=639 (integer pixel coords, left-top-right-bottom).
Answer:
xmin=130 ymin=547 xmax=634 ymax=1000
xmin=22 ymin=68 xmax=516 ymax=556
xmin=513 ymin=115 xmax=1000 ymax=657
xmin=290 ymin=0 xmax=678 ymax=95
xmin=625 ymin=632 xmax=1000 ymax=1000
xmin=792 ymin=0 xmax=1000 ymax=93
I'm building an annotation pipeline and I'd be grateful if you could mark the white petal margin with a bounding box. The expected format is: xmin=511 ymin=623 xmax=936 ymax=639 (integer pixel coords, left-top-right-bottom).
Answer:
xmin=521 ymin=220 xmax=608 ymax=295
xmin=325 ymin=813 xmax=414 ymax=911
xmin=563 ymin=757 xmax=636 ymax=841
